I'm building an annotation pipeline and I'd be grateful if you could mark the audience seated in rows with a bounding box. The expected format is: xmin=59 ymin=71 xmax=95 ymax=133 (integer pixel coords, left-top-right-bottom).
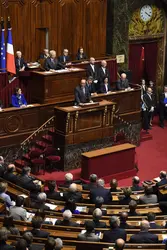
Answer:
xmin=102 ymin=216 xmax=127 ymax=242
xmin=55 ymin=210 xmax=80 ymax=227
xmin=77 ymin=220 xmax=100 ymax=242
xmin=129 ymin=220 xmax=158 ymax=243
xmin=119 ymin=187 xmax=132 ymax=205
xmin=59 ymin=173 xmax=73 ymax=188
xmin=23 ymin=231 xmax=43 ymax=250
xmin=90 ymin=178 xmax=112 ymax=204
xmin=61 ymin=198 xmax=80 ymax=214
xmin=128 ymin=200 xmax=139 ymax=216
xmin=157 ymin=171 xmax=167 ymax=187
xmin=31 ymin=192 xmax=50 ymax=211
xmin=63 ymin=183 xmax=82 ymax=203
xmin=27 ymin=216 xmax=50 ymax=238
xmin=82 ymin=174 xmax=97 ymax=190
xmin=15 ymin=239 xmax=27 ymax=250
xmin=110 ymin=179 xmax=121 ymax=192
xmin=0 ymin=156 xmax=5 ymax=177
xmin=92 ymin=208 xmax=107 ymax=228
xmin=131 ymin=176 xmax=144 ymax=191
xmin=139 ymin=186 xmax=158 ymax=204
xmin=9 ymin=196 xmax=27 ymax=221
xmin=3 ymin=164 xmax=18 ymax=184
xmin=44 ymin=237 xmax=63 ymax=250
xmin=0 ymin=182 xmax=13 ymax=207
xmin=88 ymin=196 xmax=107 ymax=216
xmin=147 ymin=212 xmax=164 ymax=229
xmin=45 ymin=181 xmax=62 ymax=201
xmin=115 ymin=239 xmax=125 ymax=250
xmin=3 ymin=215 xmax=20 ymax=235
xmin=119 ymin=212 xmax=133 ymax=229
xmin=0 ymin=227 xmax=14 ymax=250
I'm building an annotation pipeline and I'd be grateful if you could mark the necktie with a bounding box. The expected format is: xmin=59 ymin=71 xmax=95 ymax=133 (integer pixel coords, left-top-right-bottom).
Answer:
xmin=82 ymin=87 xmax=85 ymax=95
xmin=105 ymin=84 xmax=108 ymax=93
xmin=64 ymin=56 xmax=66 ymax=62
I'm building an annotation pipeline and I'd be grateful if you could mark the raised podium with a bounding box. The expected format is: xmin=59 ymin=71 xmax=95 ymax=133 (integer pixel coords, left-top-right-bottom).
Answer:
xmin=54 ymin=100 xmax=116 ymax=171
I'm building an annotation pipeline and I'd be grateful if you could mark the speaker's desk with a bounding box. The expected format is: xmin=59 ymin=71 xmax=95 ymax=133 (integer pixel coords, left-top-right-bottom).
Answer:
xmin=81 ymin=143 xmax=136 ymax=181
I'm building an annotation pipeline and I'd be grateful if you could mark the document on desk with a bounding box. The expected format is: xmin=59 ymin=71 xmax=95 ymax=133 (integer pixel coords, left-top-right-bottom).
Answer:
xmin=76 ymin=206 xmax=87 ymax=212
xmin=45 ymin=217 xmax=57 ymax=225
xmin=27 ymin=212 xmax=35 ymax=221
xmin=19 ymin=194 xmax=28 ymax=199
xmin=45 ymin=203 xmax=57 ymax=210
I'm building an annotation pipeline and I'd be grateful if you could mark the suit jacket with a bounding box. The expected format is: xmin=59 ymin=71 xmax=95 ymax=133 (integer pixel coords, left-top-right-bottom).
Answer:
xmin=82 ymin=182 xmax=97 ymax=191
xmin=0 ymin=241 xmax=14 ymax=250
xmin=15 ymin=57 xmax=27 ymax=73
xmin=44 ymin=57 xmax=65 ymax=71
xmin=149 ymin=222 xmax=164 ymax=229
xmin=3 ymin=172 xmax=18 ymax=184
xmin=119 ymin=197 xmax=132 ymax=205
xmin=116 ymin=79 xmax=129 ymax=90
xmin=87 ymin=83 xmax=96 ymax=94
xmin=120 ymin=222 xmax=134 ymax=229
xmin=63 ymin=191 xmax=83 ymax=203
xmin=90 ymin=186 xmax=112 ymax=204
xmin=12 ymin=94 xmax=27 ymax=108
xmin=30 ymin=201 xmax=50 ymax=211
xmin=157 ymin=178 xmax=167 ymax=187
xmin=77 ymin=232 xmax=100 ymax=242
xmin=17 ymin=174 xmax=40 ymax=192
xmin=92 ymin=219 xmax=107 ymax=228
xmin=0 ymin=165 xmax=6 ymax=177
xmin=76 ymin=53 xmax=87 ymax=60
xmin=139 ymin=194 xmax=158 ymax=204
xmin=74 ymin=85 xmax=91 ymax=105
xmin=87 ymin=64 xmax=99 ymax=80
xmin=129 ymin=231 xmax=158 ymax=243
xmin=9 ymin=205 xmax=27 ymax=221
xmin=45 ymin=190 xmax=63 ymax=200
xmin=100 ymin=83 xmax=111 ymax=93
xmin=29 ymin=229 xmax=49 ymax=238
xmin=58 ymin=55 xmax=70 ymax=63
xmin=131 ymin=185 xmax=144 ymax=191
xmin=102 ymin=228 xmax=127 ymax=242
xmin=159 ymin=93 xmax=167 ymax=107
xmin=55 ymin=219 xmax=80 ymax=227
xmin=143 ymin=93 xmax=154 ymax=111
xmin=39 ymin=53 xmax=49 ymax=60
xmin=98 ymin=67 xmax=110 ymax=83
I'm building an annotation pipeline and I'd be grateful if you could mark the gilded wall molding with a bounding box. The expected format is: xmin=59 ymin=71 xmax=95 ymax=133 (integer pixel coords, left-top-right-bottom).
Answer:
xmin=1 ymin=0 xmax=24 ymax=7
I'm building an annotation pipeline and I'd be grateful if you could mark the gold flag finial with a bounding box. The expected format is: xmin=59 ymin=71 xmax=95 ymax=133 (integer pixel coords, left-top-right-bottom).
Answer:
xmin=8 ymin=16 xmax=10 ymax=21
xmin=1 ymin=17 xmax=3 ymax=22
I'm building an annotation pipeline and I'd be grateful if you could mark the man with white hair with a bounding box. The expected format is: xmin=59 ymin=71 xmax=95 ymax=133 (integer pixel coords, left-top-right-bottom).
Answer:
xmin=102 ymin=216 xmax=126 ymax=242
xmin=87 ymin=57 xmax=99 ymax=84
xmin=157 ymin=170 xmax=167 ymax=187
xmin=31 ymin=192 xmax=50 ymax=211
xmin=131 ymin=176 xmax=144 ymax=191
xmin=116 ymin=73 xmax=129 ymax=90
xmin=3 ymin=164 xmax=18 ymax=184
xmin=92 ymin=208 xmax=107 ymax=228
xmin=58 ymin=49 xmax=70 ymax=63
xmin=15 ymin=51 xmax=27 ymax=74
xmin=90 ymin=178 xmax=112 ymax=204
xmin=64 ymin=183 xmax=82 ymax=203
xmin=59 ymin=173 xmax=73 ymax=188
xmin=98 ymin=60 xmax=110 ymax=90
xmin=55 ymin=210 xmax=80 ymax=227
xmin=44 ymin=50 xmax=65 ymax=71
xmin=129 ymin=219 xmax=158 ymax=243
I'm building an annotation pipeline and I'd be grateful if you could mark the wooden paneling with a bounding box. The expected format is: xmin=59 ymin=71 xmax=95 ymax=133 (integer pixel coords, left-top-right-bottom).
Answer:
xmin=0 ymin=0 xmax=107 ymax=61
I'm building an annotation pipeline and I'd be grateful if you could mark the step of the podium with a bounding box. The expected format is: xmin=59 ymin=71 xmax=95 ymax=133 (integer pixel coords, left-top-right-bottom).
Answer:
xmin=15 ymin=159 xmax=27 ymax=169
xmin=140 ymin=131 xmax=153 ymax=142
xmin=35 ymin=140 xmax=50 ymax=150
xmin=42 ymin=135 xmax=53 ymax=144
xmin=22 ymin=154 xmax=30 ymax=162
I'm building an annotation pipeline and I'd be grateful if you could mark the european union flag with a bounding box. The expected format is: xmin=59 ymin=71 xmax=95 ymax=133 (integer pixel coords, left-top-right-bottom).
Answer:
xmin=0 ymin=19 xmax=6 ymax=72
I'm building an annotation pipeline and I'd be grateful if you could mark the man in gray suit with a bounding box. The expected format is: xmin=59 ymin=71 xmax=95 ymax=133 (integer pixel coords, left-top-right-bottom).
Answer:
xmin=9 ymin=196 xmax=27 ymax=221
xmin=117 ymin=73 xmax=130 ymax=90
xmin=139 ymin=186 xmax=158 ymax=204
xmin=77 ymin=221 xmax=100 ymax=242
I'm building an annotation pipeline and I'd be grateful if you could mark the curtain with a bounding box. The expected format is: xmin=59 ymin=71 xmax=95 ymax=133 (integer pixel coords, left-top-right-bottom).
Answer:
xmin=107 ymin=58 xmax=118 ymax=83
xmin=129 ymin=44 xmax=143 ymax=85
xmin=144 ymin=42 xmax=158 ymax=83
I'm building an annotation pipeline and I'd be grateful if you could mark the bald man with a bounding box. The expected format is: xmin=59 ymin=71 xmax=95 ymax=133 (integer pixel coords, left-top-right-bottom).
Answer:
xmin=3 ymin=164 xmax=18 ymax=184
xmin=116 ymin=73 xmax=129 ymax=90
xmin=44 ymin=50 xmax=65 ymax=71
xmin=58 ymin=49 xmax=70 ymax=63
xmin=131 ymin=176 xmax=144 ymax=191
xmin=87 ymin=57 xmax=99 ymax=86
xmin=114 ymin=239 xmax=125 ymax=250
xmin=129 ymin=220 xmax=158 ymax=243
xmin=15 ymin=51 xmax=27 ymax=74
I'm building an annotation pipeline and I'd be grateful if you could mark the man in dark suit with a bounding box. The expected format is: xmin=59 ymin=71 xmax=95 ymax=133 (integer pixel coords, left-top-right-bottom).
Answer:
xmin=3 ymin=164 xmax=18 ymax=184
xmin=92 ymin=208 xmax=107 ymax=228
xmin=39 ymin=48 xmax=49 ymax=60
xmin=116 ymin=73 xmax=129 ymax=90
xmin=98 ymin=60 xmax=110 ymax=91
xmin=119 ymin=187 xmax=132 ymax=205
xmin=31 ymin=192 xmax=50 ymax=211
xmin=102 ymin=216 xmax=127 ymax=242
xmin=23 ymin=231 xmax=44 ymax=250
xmin=55 ymin=210 xmax=80 ymax=227
xmin=44 ymin=50 xmax=65 ymax=71
xmin=147 ymin=212 xmax=164 ymax=229
xmin=63 ymin=183 xmax=83 ymax=203
xmin=45 ymin=180 xmax=62 ymax=200
xmin=88 ymin=196 xmax=107 ymax=216
xmin=114 ymin=239 xmax=125 ymax=250
xmin=119 ymin=212 xmax=133 ymax=229
xmin=159 ymin=86 xmax=167 ymax=128
xmin=15 ymin=51 xmax=27 ymax=75
xmin=128 ymin=200 xmax=139 ymax=216
xmin=0 ymin=227 xmax=15 ymax=250
xmin=131 ymin=176 xmax=144 ymax=191
xmin=142 ymin=87 xmax=154 ymax=133
xmin=0 ymin=156 xmax=5 ymax=178
xmin=157 ymin=171 xmax=167 ymax=187
xmin=77 ymin=221 xmax=100 ymax=242
xmin=58 ymin=49 xmax=70 ymax=63
xmin=17 ymin=167 xmax=41 ymax=193
xmin=129 ymin=220 xmax=158 ymax=243
xmin=28 ymin=216 xmax=50 ymax=238
xmin=86 ymin=76 xmax=96 ymax=95
xmin=110 ymin=179 xmax=121 ymax=192
xmin=82 ymin=173 xmax=97 ymax=190
xmin=74 ymin=79 xmax=91 ymax=105
xmin=87 ymin=57 xmax=99 ymax=88
xmin=100 ymin=77 xmax=112 ymax=93
xmin=90 ymin=179 xmax=112 ymax=204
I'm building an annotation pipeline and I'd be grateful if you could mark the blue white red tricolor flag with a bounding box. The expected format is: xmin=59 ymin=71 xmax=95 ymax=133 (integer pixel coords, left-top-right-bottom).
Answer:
xmin=0 ymin=19 xmax=6 ymax=72
xmin=7 ymin=19 xmax=16 ymax=74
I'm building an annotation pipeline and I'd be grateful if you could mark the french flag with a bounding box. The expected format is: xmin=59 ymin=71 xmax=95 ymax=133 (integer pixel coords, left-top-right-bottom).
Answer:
xmin=7 ymin=20 xmax=16 ymax=75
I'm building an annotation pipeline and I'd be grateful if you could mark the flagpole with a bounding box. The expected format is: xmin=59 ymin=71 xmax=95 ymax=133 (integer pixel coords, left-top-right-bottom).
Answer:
xmin=0 ymin=17 xmax=6 ymax=72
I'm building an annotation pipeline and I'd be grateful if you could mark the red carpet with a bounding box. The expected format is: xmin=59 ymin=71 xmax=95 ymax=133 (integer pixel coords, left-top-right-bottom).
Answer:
xmin=37 ymin=117 xmax=167 ymax=187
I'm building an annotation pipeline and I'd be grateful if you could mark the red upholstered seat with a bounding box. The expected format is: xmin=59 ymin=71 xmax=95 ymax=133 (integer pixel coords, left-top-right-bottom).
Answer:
xmin=29 ymin=149 xmax=45 ymax=174
xmin=46 ymin=155 xmax=60 ymax=162
xmin=44 ymin=147 xmax=61 ymax=171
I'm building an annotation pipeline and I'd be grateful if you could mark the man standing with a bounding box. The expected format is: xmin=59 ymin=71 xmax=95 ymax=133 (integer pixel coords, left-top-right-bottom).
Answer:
xmin=116 ymin=73 xmax=130 ymax=90
xmin=87 ymin=57 xmax=99 ymax=87
xmin=15 ymin=51 xmax=27 ymax=74
xmin=98 ymin=60 xmax=110 ymax=91
xmin=159 ymin=86 xmax=167 ymax=128
xmin=44 ymin=50 xmax=65 ymax=71
xmin=142 ymin=87 xmax=154 ymax=133
xmin=74 ymin=79 xmax=91 ymax=105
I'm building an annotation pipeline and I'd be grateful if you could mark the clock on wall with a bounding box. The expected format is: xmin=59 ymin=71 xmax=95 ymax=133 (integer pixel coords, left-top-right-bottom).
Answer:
xmin=140 ymin=5 xmax=153 ymax=22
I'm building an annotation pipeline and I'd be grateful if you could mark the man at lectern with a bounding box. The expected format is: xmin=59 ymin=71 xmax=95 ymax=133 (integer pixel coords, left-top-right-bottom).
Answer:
xmin=74 ymin=79 xmax=91 ymax=105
